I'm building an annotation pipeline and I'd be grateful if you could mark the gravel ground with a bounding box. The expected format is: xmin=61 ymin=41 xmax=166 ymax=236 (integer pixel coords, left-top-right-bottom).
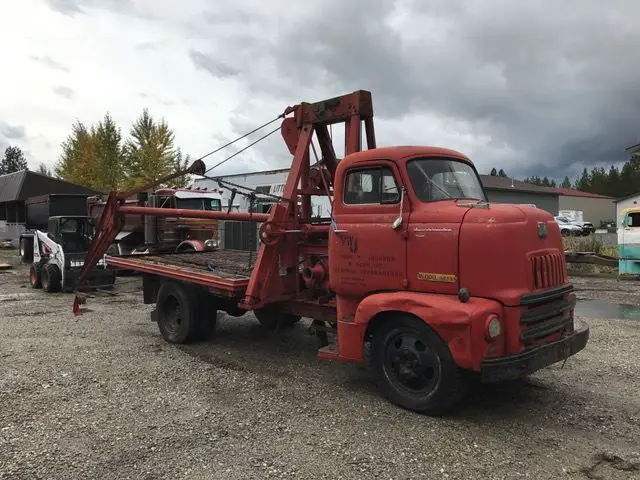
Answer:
xmin=0 ymin=255 xmax=639 ymax=480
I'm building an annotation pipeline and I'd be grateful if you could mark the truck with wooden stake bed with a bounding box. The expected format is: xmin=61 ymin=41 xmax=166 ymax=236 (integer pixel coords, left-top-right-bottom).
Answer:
xmin=72 ymin=90 xmax=590 ymax=415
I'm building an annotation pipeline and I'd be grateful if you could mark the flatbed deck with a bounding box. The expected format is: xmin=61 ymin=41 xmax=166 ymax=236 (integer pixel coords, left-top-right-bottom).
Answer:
xmin=105 ymin=250 xmax=257 ymax=296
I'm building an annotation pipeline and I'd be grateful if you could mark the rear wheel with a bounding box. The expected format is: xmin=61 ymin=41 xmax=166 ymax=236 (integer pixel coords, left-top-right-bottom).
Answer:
xmin=194 ymin=290 xmax=218 ymax=341
xmin=20 ymin=237 xmax=33 ymax=263
xmin=41 ymin=264 xmax=62 ymax=293
xmin=29 ymin=263 xmax=42 ymax=289
xmin=254 ymin=305 xmax=301 ymax=330
xmin=370 ymin=316 xmax=467 ymax=415
xmin=156 ymin=282 xmax=200 ymax=344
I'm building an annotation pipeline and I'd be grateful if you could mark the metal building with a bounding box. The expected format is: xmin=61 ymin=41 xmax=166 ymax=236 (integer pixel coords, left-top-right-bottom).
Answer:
xmin=0 ymin=169 xmax=98 ymax=245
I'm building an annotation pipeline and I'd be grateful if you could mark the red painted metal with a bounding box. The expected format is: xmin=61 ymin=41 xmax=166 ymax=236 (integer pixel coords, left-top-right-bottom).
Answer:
xmin=104 ymin=254 xmax=249 ymax=295
xmin=75 ymin=89 xmax=585 ymax=389
xmin=117 ymin=206 xmax=269 ymax=222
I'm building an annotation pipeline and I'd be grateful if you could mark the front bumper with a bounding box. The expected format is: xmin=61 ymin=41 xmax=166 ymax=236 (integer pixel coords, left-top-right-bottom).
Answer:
xmin=480 ymin=320 xmax=589 ymax=382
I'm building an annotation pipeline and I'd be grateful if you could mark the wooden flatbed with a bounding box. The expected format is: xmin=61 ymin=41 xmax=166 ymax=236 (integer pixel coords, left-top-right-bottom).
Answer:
xmin=105 ymin=250 xmax=257 ymax=296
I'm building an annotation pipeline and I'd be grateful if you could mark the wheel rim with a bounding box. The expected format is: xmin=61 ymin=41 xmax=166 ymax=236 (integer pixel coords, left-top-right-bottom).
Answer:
xmin=41 ymin=270 xmax=48 ymax=289
xmin=160 ymin=295 xmax=182 ymax=335
xmin=20 ymin=243 xmax=24 ymax=256
xmin=383 ymin=331 xmax=441 ymax=396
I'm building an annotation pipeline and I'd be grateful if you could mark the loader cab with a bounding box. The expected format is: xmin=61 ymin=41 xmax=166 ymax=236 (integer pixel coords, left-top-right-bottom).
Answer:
xmin=47 ymin=216 xmax=95 ymax=254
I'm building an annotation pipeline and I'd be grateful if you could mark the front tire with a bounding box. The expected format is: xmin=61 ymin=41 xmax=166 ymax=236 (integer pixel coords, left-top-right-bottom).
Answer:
xmin=41 ymin=264 xmax=62 ymax=293
xmin=370 ymin=316 xmax=467 ymax=415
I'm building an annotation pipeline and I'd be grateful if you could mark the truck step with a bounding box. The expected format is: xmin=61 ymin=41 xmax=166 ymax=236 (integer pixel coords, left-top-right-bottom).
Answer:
xmin=317 ymin=343 xmax=339 ymax=360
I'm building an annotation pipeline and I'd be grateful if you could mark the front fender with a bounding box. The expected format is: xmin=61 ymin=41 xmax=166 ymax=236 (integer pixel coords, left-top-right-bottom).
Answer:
xmin=176 ymin=240 xmax=205 ymax=252
xmin=353 ymin=292 xmax=502 ymax=370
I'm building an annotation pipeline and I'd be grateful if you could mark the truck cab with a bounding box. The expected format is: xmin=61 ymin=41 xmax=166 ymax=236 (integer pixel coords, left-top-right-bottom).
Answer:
xmin=328 ymin=146 xmax=588 ymax=411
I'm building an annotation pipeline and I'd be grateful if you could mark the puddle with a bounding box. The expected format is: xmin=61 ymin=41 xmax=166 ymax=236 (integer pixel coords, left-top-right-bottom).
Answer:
xmin=575 ymin=299 xmax=640 ymax=320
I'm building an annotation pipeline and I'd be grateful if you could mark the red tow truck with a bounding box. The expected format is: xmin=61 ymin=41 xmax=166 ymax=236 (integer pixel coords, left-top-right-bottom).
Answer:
xmin=74 ymin=90 xmax=589 ymax=414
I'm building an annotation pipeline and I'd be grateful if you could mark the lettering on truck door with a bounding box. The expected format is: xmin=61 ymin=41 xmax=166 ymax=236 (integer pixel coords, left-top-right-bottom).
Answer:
xmin=329 ymin=162 xmax=407 ymax=296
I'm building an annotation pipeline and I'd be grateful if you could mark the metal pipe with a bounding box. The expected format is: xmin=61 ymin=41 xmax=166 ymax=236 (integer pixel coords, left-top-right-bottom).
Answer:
xmin=117 ymin=205 xmax=270 ymax=222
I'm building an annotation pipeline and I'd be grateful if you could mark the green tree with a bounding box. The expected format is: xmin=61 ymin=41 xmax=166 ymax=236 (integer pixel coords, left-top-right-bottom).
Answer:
xmin=490 ymin=168 xmax=497 ymax=176
xmin=55 ymin=120 xmax=98 ymax=189
xmin=560 ymin=176 xmax=571 ymax=188
xmin=574 ymin=168 xmax=590 ymax=191
xmin=498 ymin=169 xmax=507 ymax=177
xmin=37 ymin=163 xmax=54 ymax=177
xmin=122 ymin=108 xmax=182 ymax=190
xmin=92 ymin=112 xmax=124 ymax=191
xmin=0 ymin=146 xmax=28 ymax=175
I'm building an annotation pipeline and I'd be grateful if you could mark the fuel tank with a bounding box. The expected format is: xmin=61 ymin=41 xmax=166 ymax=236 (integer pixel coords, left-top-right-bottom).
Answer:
xmin=458 ymin=203 xmax=567 ymax=306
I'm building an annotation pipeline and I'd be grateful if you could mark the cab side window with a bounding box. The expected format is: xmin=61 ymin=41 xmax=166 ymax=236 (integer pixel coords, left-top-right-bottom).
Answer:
xmin=627 ymin=212 xmax=640 ymax=227
xmin=344 ymin=167 xmax=400 ymax=205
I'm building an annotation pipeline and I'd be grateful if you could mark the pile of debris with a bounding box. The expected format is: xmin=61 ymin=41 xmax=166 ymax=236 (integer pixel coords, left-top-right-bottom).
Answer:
xmin=0 ymin=239 xmax=14 ymax=249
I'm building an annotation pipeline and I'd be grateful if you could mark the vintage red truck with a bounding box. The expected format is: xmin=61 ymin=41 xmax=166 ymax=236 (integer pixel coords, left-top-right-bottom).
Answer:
xmin=73 ymin=90 xmax=589 ymax=414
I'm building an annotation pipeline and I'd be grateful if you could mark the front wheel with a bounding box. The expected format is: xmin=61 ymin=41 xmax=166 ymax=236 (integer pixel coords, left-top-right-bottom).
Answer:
xmin=41 ymin=264 xmax=62 ymax=293
xmin=370 ymin=316 xmax=467 ymax=415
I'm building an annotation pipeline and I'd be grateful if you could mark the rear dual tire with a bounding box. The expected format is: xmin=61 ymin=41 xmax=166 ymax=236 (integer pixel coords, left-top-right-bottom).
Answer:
xmin=156 ymin=282 xmax=217 ymax=344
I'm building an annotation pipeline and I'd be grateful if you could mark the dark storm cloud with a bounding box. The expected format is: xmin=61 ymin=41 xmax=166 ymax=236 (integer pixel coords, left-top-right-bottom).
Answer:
xmin=30 ymin=55 xmax=69 ymax=72
xmin=53 ymin=86 xmax=75 ymax=99
xmin=189 ymin=50 xmax=240 ymax=79
xmin=0 ymin=122 xmax=26 ymax=140
xmin=190 ymin=0 xmax=640 ymax=178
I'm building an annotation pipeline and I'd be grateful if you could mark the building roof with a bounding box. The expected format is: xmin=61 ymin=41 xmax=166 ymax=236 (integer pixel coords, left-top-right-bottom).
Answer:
xmin=478 ymin=175 xmax=559 ymax=195
xmin=551 ymin=188 xmax=613 ymax=199
xmin=0 ymin=169 xmax=99 ymax=203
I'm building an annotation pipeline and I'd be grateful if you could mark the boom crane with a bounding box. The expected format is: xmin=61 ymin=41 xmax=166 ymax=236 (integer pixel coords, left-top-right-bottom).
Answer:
xmin=72 ymin=89 xmax=589 ymax=415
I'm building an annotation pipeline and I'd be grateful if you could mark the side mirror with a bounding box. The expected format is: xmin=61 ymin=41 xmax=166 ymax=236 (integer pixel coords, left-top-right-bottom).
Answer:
xmin=391 ymin=186 xmax=405 ymax=230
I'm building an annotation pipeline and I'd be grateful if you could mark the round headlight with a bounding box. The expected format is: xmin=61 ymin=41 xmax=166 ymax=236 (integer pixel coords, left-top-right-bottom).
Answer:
xmin=486 ymin=315 xmax=502 ymax=340
xmin=204 ymin=239 xmax=219 ymax=249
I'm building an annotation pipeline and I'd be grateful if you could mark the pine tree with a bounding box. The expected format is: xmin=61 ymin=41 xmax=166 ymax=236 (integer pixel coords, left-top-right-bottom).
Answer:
xmin=37 ymin=163 xmax=53 ymax=177
xmin=92 ymin=112 xmax=124 ymax=191
xmin=123 ymin=109 xmax=181 ymax=190
xmin=490 ymin=168 xmax=497 ymax=176
xmin=0 ymin=146 xmax=28 ymax=175
xmin=560 ymin=176 xmax=571 ymax=189
xmin=574 ymin=168 xmax=590 ymax=190
xmin=498 ymin=169 xmax=507 ymax=177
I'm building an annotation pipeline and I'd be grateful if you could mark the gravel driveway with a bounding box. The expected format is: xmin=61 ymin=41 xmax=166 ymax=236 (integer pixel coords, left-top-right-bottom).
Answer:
xmin=0 ymin=258 xmax=638 ymax=479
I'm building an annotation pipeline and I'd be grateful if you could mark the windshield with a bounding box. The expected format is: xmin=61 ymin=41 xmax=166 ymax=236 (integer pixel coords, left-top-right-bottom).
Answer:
xmin=175 ymin=198 xmax=222 ymax=211
xmin=58 ymin=217 xmax=94 ymax=253
xmin=406 ymin=157 xmax=486 ymax=202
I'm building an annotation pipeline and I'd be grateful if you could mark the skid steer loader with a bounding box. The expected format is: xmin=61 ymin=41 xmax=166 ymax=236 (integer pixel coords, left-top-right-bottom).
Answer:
xmin=28 ymin=216 xmax=116 ymax=293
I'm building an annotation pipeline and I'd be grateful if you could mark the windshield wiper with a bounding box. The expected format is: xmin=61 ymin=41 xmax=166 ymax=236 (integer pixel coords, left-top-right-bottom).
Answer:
xmin=413 ymin=163 xmax=454 ymax=199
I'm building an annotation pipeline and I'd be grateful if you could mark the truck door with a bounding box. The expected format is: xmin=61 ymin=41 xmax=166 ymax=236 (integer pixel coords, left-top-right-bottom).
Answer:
xmin=621 ymin=210 xmax=640 ymax=263
xmin=329 ymin=162 xmax=407 ymax=297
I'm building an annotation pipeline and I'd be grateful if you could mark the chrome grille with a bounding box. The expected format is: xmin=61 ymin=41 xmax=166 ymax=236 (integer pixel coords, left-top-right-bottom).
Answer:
xmin=530 ymin=252 xmax=566 ymax=290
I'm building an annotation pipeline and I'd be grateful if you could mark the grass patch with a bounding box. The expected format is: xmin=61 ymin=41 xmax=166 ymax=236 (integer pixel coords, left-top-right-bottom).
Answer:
xmin=562 ymin=236 xmax=618 ymax=258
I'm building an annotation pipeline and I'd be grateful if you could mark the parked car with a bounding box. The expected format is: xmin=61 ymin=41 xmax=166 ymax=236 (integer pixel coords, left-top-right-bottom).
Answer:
xmin=554 ymin=216 xmax=583 ymax=236
xmin=580 ymin=222 xmax=595 ymax=236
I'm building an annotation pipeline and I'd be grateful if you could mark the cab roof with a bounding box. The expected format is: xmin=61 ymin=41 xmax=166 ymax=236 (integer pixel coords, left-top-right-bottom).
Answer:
xmin=343 ymin=146 xmax=472 ymax=166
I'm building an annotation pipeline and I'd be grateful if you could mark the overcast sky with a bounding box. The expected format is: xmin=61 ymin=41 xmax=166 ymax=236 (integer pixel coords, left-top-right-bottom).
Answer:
xmin=2 ymin=0 xmax=639 ymax=182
